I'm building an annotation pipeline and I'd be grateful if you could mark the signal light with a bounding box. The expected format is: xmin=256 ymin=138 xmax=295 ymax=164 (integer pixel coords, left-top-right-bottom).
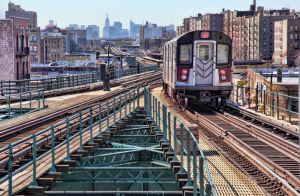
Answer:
xmin=200 ymin=31 xmax=210 ymax=39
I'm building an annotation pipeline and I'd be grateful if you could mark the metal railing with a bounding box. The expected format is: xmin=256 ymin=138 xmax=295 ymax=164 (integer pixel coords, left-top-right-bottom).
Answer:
xmin=0 ymin=64 xmax=159 ymax=96
xmin=0 ymin=87 xmax=142 ymax=195
xmin=0 ymin=89 xmax=46 ymax=120
xmin=0 ymin=74 xmax=98 ymax=96
xmin=230 ymin=85 xmax=299 ymax=124
xmin=144 ymin=88 xmax=216 ymax=196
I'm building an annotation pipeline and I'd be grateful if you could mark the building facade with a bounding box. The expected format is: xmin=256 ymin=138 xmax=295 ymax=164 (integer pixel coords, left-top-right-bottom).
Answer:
xmin=224 ymin=6 xmax=293 ymax=61
xmin=274 ymin=18 xmax=300 ymax=66
xmin=40 ymin=36 xmax=64 ymax=64
xmin=29 ymin=27 xmax=41 ymax=64
xmin=5 ymin=2 xmax=37 ymax=28
xmin=176 ymin=14 xmax=202 ymax=36
xmin=201 ymin=13 xmax=224 ymax=32
xmin=140 ymin=22 xmax=175 ymax=50
xmin=0 ymin=17 xmax=30 ymax=80
xmin=86 ymin=25 xmax=99 ymax=40
xmin=130 ymin=21 xmax=141 ymax=39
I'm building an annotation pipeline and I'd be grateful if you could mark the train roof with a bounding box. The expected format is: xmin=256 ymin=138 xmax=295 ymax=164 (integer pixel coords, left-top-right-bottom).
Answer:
xmin=166 ymin=30 xmax=232 ymax=45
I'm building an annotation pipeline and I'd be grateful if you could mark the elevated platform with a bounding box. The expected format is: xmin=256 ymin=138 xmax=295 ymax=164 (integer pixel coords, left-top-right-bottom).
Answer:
xmin=227 ymin=102 xmax=299 ymax=137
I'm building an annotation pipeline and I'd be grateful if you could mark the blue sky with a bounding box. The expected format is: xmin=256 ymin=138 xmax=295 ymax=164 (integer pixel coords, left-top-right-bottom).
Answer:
xmin=0 ymin=0 xmax=299 ymax=31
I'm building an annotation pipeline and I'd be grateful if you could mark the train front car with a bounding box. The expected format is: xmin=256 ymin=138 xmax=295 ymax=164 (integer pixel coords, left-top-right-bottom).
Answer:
xmin=163 ymin=31 xmax=233 ymax=108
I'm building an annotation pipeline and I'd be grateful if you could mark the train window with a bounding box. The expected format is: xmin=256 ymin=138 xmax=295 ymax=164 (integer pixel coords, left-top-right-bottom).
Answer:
xmin=217 ymin=44 xmax=230 ymax=65
xmin=179 ymin=44 xmax=193 ymax=64
xmin=197 ymin=45 xmax=210 ymax=62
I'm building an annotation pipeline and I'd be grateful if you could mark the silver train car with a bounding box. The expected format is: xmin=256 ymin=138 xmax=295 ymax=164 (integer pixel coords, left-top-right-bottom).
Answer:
xmin=163 ymin=30 xmax=233 ymax=107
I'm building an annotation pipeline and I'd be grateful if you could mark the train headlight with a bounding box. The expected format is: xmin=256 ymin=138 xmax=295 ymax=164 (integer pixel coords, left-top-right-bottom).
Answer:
xmin=178 ymin=68 xmax=189 ymax=83
xmin=220 ymin=70 xmax=227 ymax=81
xmin=182 ymin=69 xmax=188 ymax=75
xmin=181 ymin=74 xmax=188 ymax=80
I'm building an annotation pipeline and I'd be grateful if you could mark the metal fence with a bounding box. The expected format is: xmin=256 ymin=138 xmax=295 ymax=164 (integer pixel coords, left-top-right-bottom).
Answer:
xmin=0 ymin=74 xmax=97 ymax=96
xmin=0 ymin=64 xmax=159 ymax=96
xmin=230 ymin=85 xmax=299 ymax=124
xmin=0 ymin=87 xmax=141 ymax=195
xmin=0 ymin=90 xmax=46 ymax=121
xmin=144 ymin=88 xmax=216 ymax=196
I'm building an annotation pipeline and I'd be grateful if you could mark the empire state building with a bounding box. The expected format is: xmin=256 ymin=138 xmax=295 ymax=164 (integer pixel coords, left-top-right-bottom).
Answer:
xmin=103 ymin=14 xmax=110 ymax=38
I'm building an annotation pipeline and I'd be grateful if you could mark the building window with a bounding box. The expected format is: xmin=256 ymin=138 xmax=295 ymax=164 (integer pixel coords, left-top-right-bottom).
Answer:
xmin=31 ymin=35 xmax=37 ymax=42
xmin=290 ymin=34 xmax=294 ymax=39
xmin=290 ymin=26 xmax=294 ymax=31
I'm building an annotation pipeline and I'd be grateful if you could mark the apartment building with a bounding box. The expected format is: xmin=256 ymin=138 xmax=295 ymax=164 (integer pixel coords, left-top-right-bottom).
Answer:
xmin=224 ymin=7 xmax=293 ymax=61
xmin=274 ymin=18 xmax=300 ymax=66
xmin=202 ymin=13 xmax=224 ymax=32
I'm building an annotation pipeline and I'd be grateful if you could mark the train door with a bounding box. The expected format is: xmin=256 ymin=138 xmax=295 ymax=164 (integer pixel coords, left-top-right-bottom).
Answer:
xmin=193 ymin=41 xmax=215 ymax=85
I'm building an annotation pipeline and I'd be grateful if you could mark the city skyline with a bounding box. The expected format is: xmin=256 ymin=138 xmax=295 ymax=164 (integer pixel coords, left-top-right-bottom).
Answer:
xmin=0 ymin=0 xmax=299 ymax=29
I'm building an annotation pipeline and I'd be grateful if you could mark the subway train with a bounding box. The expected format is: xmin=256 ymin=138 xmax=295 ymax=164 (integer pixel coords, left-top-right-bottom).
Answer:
xmin=163 ymin=31 xmax=233 ymax=108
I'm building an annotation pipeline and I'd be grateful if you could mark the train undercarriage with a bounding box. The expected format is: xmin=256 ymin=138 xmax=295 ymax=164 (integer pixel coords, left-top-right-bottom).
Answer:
xmin=163 ymin=83 xmax=232 ymax=109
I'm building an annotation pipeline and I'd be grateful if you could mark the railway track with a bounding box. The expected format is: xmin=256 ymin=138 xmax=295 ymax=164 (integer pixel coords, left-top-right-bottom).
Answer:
xmin=225 ymin=103 xmax=299 ymax=142
xmin=0 ymin=72 xmax=162 ymax=178
xmin=190 ymin=103 xmax=300 ymax=195
xmin=0 ymin=72 xmax=161 ymax=142
xmin=160 ymin=92 xmax=299 ymax=195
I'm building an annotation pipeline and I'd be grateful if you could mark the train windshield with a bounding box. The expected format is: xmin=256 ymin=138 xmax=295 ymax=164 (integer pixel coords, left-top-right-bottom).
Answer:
xmin=217 ymin=44 xmax=229 ymax=65
xmin=197 ymin=45 xmax=210 ymax=62
xmin=179 ymin=44 xmax=193 ymax=64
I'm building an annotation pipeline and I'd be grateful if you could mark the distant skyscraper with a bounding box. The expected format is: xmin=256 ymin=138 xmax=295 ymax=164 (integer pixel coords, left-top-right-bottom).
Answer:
xmin=103 ymin=14 xmax=110 ymax=38
xmin=86 ymin=25 xmax=100 ymax=40
xmin=5 ymin=2 xmax=37 ymax=28
xmin=113 ymin=21 xmax=122 ymax=37
xmin=69 ymin=24 xmax=79 ymax=30
xmin=130 ymin=21 xmax=141 ymax=39
xmin=121 ymin=29 xmax=130 ymax=38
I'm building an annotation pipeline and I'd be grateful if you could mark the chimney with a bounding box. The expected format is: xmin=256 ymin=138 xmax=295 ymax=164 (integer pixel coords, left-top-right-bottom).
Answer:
xmin=250 ymin=0 xmax=256 ymax=12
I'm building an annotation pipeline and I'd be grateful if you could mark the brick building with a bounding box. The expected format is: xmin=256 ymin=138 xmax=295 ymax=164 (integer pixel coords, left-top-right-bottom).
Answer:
xmin=176 ymin=14 xmax=202 ymax=36
xmin=274 ymin=18 xmax=300 ymax=66
xmin=224 ymin=6 xmax=293 ymax=61
xmin=5 ymin=2 xmax=37 ymax=28
xmin=201 ymin=13 xmax=224 ymax=32
xmin=0 ymin=17 xmax=30 ymax=80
